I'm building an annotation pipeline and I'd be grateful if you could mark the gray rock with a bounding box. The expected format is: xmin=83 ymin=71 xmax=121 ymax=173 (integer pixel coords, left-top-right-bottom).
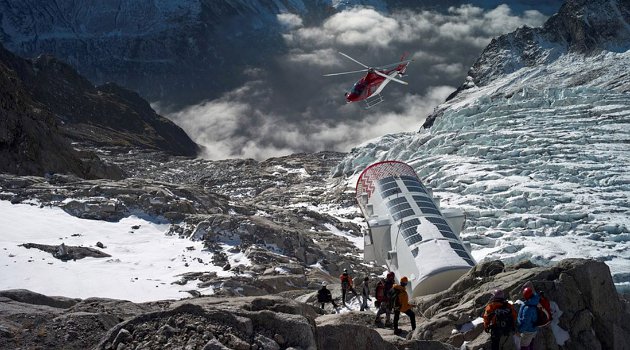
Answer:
xmin=202 ymin=338 xmax=230 ymax=350
xmin=0 ymin=289 xmax=79 ymax=308
xmin=112 ymin=329 xmax=132 ymax=348
xmin=316 ymin=314 xmax=396 ymax=350
xmin=414 ymin=259 xmax=630 ymax=350
xmin=20 ymin=243 xmax=111 ymax=261
xmin=254 ymin=334 xmax=280 ymax=350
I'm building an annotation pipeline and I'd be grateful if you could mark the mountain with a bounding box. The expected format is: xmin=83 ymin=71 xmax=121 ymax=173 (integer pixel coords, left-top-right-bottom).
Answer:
xmin=0 ymin=43 xmax=199 ymax=161
xmin=460 ymin=0 xmax=630 ymax=95
xmin=337 ymin=0 xmax=630 ymax=285
xmin=0 ymin=0 xmax=564 ymax=107
xmin=0 ymin=45 xmax=122 ymax=179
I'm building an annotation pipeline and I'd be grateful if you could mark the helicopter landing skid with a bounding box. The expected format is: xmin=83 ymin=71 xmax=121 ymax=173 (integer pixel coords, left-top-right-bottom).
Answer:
xmin=364 ymin=93 xmax=384 ymax=109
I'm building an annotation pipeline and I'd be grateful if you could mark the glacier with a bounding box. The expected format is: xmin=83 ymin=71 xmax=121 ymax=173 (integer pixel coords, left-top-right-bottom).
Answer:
xmin=334 ymin=49 xmax=630 ymax=289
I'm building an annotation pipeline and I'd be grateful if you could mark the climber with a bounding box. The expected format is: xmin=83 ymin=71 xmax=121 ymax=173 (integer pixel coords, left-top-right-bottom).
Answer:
xmin=360 ymin=276 xmax=372 ymax=311
xmin=517 ymin=287 xmax=540 ymax=350
xmin=483 ymin=288 xmax=517 ymax=350
xmin=317 ymin=282 xmax=338 ymax=310
xmin=391 ymin=276 xmax=416 ymax=335
xmin=339 ymin=269 xmax=359 ymax=306
xmin=374 ymin=271 xmax=395 ymax=326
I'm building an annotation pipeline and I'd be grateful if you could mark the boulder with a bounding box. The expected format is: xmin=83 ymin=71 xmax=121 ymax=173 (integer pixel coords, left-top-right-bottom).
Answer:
xmin=19 ymin=243 xmax=111 ymax=261
xmin=316 ymin=313 xmax=397 ymax=350
xmin=413 ymin=259 xmax=630 ymax=350
xmin=0 ymin=289 xmax=79 ymax=309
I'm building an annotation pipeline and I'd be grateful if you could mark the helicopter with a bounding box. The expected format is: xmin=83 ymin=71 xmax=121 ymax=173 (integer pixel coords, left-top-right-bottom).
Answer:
xmin=324 ymin=52 xmax=412 ymax=108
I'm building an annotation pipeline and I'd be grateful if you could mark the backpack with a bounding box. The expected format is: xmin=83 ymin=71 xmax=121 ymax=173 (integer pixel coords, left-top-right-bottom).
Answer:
xmin=535 ymin=294 xmax=552 ymax=327
xmin=375 ymin=282 xmax=385 ymax=301
xmin=341 ymin=275 xmax=350 ymax=290
xmin=491 ymin=303 xmax=515 ymax=334
xmin=388 ymin=288 xmax=401 ymax=310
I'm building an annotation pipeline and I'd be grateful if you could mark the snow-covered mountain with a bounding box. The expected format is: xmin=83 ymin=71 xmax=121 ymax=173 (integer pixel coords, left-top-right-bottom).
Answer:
xmin=335 ymin=0 xmax=630 ymax=287
xmin=0 ymin=0 xmax=564 ymax=107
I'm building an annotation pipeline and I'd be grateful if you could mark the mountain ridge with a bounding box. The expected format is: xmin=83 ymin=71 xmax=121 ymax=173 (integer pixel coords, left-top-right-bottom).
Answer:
xmin=0 ymin=44 xmax=123 ymax=179
xmin=0 ymin=43 xmax=199 ymax=164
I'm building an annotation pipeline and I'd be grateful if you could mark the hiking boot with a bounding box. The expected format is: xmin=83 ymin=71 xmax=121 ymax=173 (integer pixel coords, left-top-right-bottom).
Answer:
xmin=374 ymin=319 xmax=383 ymax=326
xmin=394 ymin=329 xmax=403 ymax=335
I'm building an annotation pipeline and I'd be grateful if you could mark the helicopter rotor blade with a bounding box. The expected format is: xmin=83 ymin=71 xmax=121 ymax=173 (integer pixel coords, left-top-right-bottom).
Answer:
xmin=323 ymin=68 xmax=369 ymax=77
xmin=374 ymin=70 xmax=408 ymax=85
xmin=338 ymin=52 xmax=370 ymax=68
xmin=375 ymin=59 xmax=413 ymax=70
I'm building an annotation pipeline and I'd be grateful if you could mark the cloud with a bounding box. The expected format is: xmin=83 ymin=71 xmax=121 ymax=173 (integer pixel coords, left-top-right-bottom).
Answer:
xmin=286 ymin=48 xmax=343 ymax=66
xmin=165 ymin=5 xmax=549 ymax=160
xmin=286 ymin=5 xmax=547 ymax=55
xmin=167 ymin=84 xmax=455 ymax=160
xmin=277 ymin=13 xmax=303 ymax=29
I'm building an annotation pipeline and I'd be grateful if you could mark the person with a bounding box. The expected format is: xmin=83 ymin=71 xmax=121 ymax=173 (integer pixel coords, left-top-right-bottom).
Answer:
xmin=374 ymin=271 xmax=395 ymax=325
xmin=360 ymin=276 xmax=371 ymax=311
xmin=483 ymin=289 xmax=517 ymax=350
xmin=339 ymin=269 xmax=359 ymax=306
xmin=391 ymin=276 xmax=416 ymax=335
xmin=517 ymin=287 xmax=540 ymax=350
xmin=317 ymin=282 xmax=337 ymax=310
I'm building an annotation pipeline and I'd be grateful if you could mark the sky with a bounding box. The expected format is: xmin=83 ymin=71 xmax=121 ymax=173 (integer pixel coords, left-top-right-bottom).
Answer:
xmin=166 ymin=4 xmax=549 ymax=160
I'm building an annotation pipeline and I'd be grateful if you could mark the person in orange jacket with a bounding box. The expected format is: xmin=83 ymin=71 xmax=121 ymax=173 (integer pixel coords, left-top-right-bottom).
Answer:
xmin=339 ymin=269 xmax=358 ymax=306
xmin=483 ymin=289 xmax=517 ymax=350
xmin=392 ymin=276 xmax=416 ymax=335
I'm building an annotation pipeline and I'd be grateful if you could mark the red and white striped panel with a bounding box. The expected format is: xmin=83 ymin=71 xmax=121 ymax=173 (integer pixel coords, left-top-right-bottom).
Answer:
xmin=355 ymin=161 xmax=418 ymax=200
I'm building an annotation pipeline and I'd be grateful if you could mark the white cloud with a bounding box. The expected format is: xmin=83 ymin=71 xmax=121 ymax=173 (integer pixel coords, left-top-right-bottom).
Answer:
xmin=283 ymin=4 xmax=548 ymax=67
xmin=433 ymin=63 xmax=465 ymax=77
xmin=286 ymin=48 xmax=343 ymax=66
xmin=165 ymin=4 xmax=550 ymax=160
xmin=166 ymin=85 xmax=455 ymax=160
xmin=277 ymin=13 xmax=303 ymax=29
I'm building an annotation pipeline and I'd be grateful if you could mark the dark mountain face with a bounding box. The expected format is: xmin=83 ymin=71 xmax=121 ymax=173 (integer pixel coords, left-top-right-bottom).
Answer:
xmin=543 ymin=0 xmax=630 ymax=53
xmin=0 ymin=46 xmax=122 ymax=179
xmin=1 ymin=45 xmax=199 ymax=158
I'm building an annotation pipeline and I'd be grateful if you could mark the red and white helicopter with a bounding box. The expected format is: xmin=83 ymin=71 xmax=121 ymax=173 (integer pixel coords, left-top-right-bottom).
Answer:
xmin=324 ymin=52 xmax=412 ymax=108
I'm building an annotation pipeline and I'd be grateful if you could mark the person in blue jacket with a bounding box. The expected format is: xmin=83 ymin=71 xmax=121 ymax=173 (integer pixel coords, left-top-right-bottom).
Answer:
xmin=517 ymin=287 xmax=539 ymax=350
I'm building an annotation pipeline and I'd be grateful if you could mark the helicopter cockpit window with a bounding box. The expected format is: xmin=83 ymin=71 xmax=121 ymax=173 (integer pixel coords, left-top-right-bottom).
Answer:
xmin=351 ymin=82 xmax=365 ymax=95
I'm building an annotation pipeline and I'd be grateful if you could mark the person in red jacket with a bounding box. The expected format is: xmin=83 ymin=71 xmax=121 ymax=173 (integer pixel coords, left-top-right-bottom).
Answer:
xmin=374 ymin=271 xmax=395 ymax=325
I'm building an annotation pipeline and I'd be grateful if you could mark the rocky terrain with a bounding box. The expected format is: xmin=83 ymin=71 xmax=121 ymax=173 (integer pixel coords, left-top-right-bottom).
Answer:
xmin=1 ymin=144 xmax=629 ymax=348
xmin=1 ymin=258 xmax=628 ymax=349
xmin=0 ymin=149 xmax=371 ymax=298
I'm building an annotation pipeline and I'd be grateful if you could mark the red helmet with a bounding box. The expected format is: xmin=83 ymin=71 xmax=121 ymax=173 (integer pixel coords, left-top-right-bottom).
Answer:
xmin=400 ymin=276 xmax=409 ymax=284
xmin=523 ymin=287 xmax=534 ymax=300
xmin=386 ymin=271 xmax=395 ymax=280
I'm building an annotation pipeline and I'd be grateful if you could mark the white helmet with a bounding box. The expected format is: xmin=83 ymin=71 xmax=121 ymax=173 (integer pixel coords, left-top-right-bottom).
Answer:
xmin=322 ymin=281 xmax=327 ymax=287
